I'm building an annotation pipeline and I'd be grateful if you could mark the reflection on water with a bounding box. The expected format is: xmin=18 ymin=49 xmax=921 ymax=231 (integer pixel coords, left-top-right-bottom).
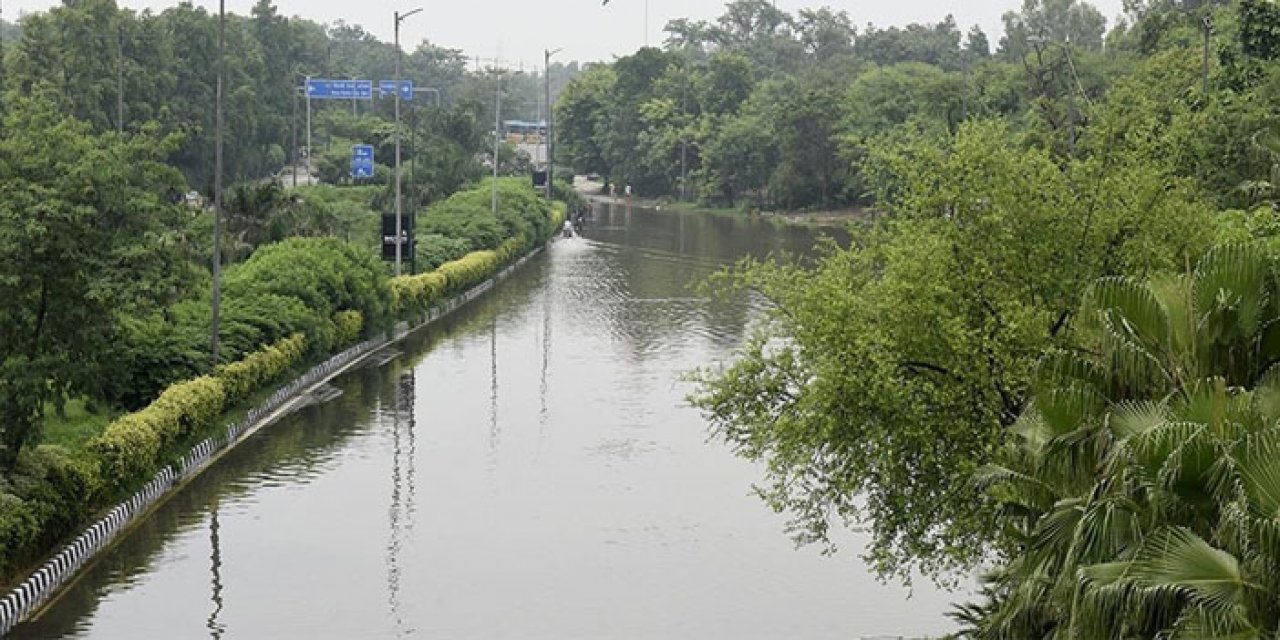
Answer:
xmin=12 ymin=206 xmax=958 ymax=639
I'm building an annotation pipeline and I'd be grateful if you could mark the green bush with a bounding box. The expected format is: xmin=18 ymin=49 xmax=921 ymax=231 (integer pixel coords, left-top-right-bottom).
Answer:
xmin=215 ymin=334 xmax=307 ymax=404
xmin=418 ymin=178 xmax=559 ymax=252
xmin=438 ymin=250 xmax=500 ymax=292
xmin=415 ymin=233 xmax=472 ymax=270
xmin=88 ymin=375 xmax=226 ymax=483
xmin=0 ymin=494 xmax=39 ymax=578
xmin=223 ymin=237 xmax=390 ymax=352
xmin=332 ymin=311 xmax=363 ymax=348
xmin=390 ymin=272 xmax=448 ymax=314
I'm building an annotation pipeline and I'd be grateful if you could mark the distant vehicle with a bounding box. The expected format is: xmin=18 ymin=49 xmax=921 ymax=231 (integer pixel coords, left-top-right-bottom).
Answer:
xmin=586 ymin=173 xmax=601 ymax=181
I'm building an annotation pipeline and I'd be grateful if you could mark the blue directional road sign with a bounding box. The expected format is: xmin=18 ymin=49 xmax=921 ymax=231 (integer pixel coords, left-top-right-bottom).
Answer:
xmin=351 ymin=145 xmax=375 ymax=179
xmin=379 ymin=80 xmax=414 ymax=101
xmin=306 ymin=78 xmax=374 ymax=100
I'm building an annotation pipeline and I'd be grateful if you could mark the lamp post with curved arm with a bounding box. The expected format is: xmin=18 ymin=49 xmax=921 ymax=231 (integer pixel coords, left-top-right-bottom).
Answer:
xmin=393 ymin=7 xmax=423 ymax=277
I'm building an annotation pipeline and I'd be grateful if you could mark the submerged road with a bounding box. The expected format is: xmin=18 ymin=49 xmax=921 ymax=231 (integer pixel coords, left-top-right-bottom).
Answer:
xmin=14 ymin=203 xmax=958 ymax=639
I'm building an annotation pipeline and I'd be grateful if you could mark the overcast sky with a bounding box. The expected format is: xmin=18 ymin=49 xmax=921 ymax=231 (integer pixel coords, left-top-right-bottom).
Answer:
xmin=4 ymin=0 xmax=1126 ymax=70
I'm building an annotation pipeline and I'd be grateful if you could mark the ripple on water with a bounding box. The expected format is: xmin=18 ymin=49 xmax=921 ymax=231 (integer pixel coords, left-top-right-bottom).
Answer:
xmin=586 ymin=437 xmax=659 ymax=462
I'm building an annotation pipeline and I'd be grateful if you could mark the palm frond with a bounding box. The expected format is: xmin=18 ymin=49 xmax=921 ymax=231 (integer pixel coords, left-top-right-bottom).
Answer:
xmin=1109 ymin=400 xmax=1173 ymax=441
xmin=1127 ymin=527 xmax=1247 ymax=615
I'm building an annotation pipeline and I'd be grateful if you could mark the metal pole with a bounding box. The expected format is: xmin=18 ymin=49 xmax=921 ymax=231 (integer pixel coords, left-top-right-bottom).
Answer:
xmin=492 ymin=71 xmax=500 ymax=216
xmin=536 ymin=64 xmax=543 ymax=175
xmin=393 ymin=8 xmax=423 ymax=277
xmin=291 ymin=83 xmax=298 ymax=187
xmin=395 ymin=11 xmax=403 ymax=276
xmin=544 ymin=50 xmax=551 ymax=198
xmin=305 ymin=74 xmax=311 ymax=181
xmin=117 ymin=27 xmax=124 ymax=134
xmin=410 ymin=100 xmax=417 ymax=275
xmin=211 ymin=0 xmax=224 ymax=365
xmin=545 ymin=49 xmax=561 ymax=198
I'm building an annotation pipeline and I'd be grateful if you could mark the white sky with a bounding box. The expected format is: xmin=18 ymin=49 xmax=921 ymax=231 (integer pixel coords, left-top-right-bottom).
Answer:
xmin=3 ymin=0 xmax=1126 ymax=70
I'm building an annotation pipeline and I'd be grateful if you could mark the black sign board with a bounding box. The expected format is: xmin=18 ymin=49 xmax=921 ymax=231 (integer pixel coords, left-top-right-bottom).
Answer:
xmin=532 ymin=170 xmax=548 ymax=188
xmin=381 ymin=213 xmax=414 ymax=261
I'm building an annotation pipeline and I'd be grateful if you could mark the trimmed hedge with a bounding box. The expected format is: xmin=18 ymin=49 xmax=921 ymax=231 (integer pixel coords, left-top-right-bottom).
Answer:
xmin=91 ymin=332 xmax=309 ymax=490
xmin=332 ymin=310 xmax=364 ymax=348
xmin=438 ymin=250 xmax=501 ymax=293
xmin=88 ymin=375 xmax=226 ymax=484
xmin=215 ymin=334 xmax=308 ymax=404
xmin=390 ymin=272 xmax=448 ymax=314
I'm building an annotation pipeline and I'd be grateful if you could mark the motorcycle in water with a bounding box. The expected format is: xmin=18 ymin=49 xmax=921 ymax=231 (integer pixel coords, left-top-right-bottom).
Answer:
xmin=562 ymin=219 xmax=575 ymax=238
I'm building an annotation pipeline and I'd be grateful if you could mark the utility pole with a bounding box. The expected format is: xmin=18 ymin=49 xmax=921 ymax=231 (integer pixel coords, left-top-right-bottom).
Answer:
xmin=394 ymin=7 xmax=423 ymax=277
xmin=211 ymin=0 xmax=225 ymax=365
xmin=545 ymin=48 xmax=562 ymax=199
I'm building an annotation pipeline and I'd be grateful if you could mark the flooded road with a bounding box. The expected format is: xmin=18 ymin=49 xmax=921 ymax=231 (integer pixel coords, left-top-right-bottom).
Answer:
xmin=14 ymin=204 xmax=958 ymax=639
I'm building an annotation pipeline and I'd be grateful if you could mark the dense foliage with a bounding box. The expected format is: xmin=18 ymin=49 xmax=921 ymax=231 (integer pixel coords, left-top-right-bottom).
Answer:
xmin=679 ymin=0 xmax=1280 ymax=618
xmin=558 ymin=0 xmax=1280 ymax=214
xmin=0 ymin=93 xmax=188 ymax=465
xmin=958 ymin=245 xmax=1280 ymax=637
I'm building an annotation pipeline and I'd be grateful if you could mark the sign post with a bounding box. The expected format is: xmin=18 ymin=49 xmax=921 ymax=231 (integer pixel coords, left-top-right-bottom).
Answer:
xmin=351 ymin=144 xmax=374 ymax=179
xmin=379 ymin=80 xmax=414 ymax=101
xmin=306 ymin=78 xmax=375 ymax=100
xmin=381 ymin=214 xmax=414 ymax=262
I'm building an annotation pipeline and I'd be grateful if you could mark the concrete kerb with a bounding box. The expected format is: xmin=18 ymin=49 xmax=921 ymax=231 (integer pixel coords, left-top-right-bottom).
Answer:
xmin=0 ymin=242 xmax=550 ymax=635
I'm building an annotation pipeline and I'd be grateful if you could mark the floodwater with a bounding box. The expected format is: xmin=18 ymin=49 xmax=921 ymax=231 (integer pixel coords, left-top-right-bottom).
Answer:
xmin=13 ymin=204 xmax=959 ymax=639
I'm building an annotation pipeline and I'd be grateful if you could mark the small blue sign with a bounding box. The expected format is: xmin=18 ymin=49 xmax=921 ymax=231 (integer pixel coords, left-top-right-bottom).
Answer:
xmin=351 ymin=145 xmax=375 ymax=179
xmin=307 ymin=79 xmax=374 ymax=100
xmin=379 ymin=80 xmax=414 ymax=101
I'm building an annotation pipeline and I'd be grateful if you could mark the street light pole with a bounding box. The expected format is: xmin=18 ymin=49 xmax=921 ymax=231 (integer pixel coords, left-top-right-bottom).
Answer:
xmin=545 ymin=48 xmax=561 ymax=199
xmin=305 ymin=74 xmax=312 ymax=180
xmin=211 ymin=0 xmax=225 ymax=366
xmin=492 ymin=70 xmax=501 ymax=216
xmin=291 ymin=82 xmax=298 ymax=187
xmin=394 ymin=7 xmax=423 ymax=278
xmin=117 ymin=26 xmax=124 ymax=134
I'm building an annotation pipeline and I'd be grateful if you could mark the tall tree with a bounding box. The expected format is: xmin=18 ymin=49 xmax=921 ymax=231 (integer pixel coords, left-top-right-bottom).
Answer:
xmin=0 ymin=94 xmax=186 ymax=466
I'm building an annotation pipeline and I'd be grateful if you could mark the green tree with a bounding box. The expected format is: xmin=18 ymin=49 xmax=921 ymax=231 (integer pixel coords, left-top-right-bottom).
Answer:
xmin=999 ymin=0 xmax=1107 ymax=60
xmin=690 ymin=121 xmax=1214 ymax=581
xmin=0 ymin=94 xmax=186 ymax=465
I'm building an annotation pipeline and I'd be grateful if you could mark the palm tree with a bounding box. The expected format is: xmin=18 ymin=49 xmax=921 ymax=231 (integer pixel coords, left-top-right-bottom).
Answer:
xmin=959 ymin=244 xmax=1280 ymax=638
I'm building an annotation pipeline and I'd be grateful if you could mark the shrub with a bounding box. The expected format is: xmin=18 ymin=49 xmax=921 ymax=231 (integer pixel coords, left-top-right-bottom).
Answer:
xmin=415 ymin=233 xmax=472 ymax=270
xmin=390 ymin=272 xmax=448 ymax=314
xmin=222 ymin=237 xmax=390 ymax=355
xmin=215 ymin=334 xmax=307 ymax=404
xmin=332 ymin=311 xmax=364 ymax=348
xmin=437 ymin=250 xmax=500 ymax=292
xmin=0 ymin=494 xmax=39 ymax=577
xmin=88 ymin=375 xmax=227 ymax=483
xmin=495 ymin=236 xmax=527 ymax=264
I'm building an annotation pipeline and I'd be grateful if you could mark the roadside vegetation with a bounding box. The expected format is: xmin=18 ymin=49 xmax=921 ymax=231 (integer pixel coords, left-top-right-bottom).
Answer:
xmin=0 ymin=0 xmax=572 ymax=587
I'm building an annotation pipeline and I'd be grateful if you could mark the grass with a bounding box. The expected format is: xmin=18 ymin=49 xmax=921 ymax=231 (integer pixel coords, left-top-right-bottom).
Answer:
xmin=41 ymin=398 xmax=116 ymax=451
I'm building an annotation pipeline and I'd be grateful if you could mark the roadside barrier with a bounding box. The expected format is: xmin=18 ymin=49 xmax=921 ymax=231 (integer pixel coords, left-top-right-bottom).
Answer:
xmin=0 ymin=244 xmax=546 ymax=635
